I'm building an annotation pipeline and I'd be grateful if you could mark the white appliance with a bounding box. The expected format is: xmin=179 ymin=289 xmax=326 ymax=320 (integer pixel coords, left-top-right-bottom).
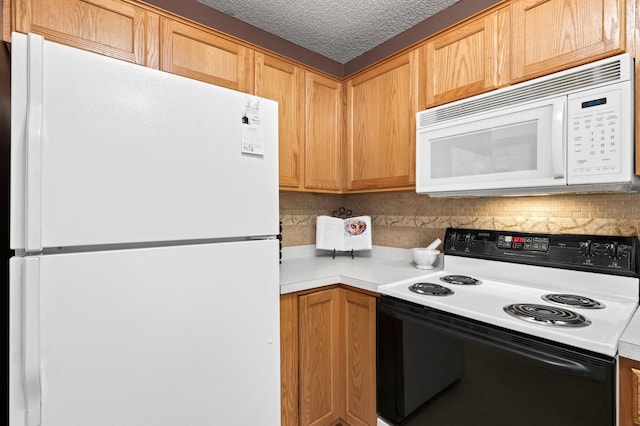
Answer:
xmin=381 ymin=247 xmax=639 ymax=357
xmin=377 ymin=228 xmax=639 ymax=425
xmin=416 ymin=53 xmax=638 ymax=197
xmin=9 ymin=33 xmax=281 ymax=426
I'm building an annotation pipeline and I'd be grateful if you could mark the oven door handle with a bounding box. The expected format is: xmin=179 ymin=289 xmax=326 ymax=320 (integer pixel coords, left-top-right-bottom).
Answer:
xmin=473 ymin=330 xmax=592 ymax=377
xmin=382 ymin=301 xmax=605 ymax=379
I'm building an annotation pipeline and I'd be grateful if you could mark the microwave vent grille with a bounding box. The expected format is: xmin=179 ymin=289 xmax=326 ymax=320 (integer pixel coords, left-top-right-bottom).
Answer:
xmin=419 ymin=59 xmax=623 ymax=128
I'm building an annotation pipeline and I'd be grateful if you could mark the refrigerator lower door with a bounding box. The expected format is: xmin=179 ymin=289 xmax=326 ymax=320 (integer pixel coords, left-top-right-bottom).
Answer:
xmin=10 ymin=240 xmax=280 ymax=426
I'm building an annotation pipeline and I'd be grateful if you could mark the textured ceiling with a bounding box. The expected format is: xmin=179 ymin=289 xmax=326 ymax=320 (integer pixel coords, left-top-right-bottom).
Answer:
xmin=195 ymin=0 xmax=461 ymax=64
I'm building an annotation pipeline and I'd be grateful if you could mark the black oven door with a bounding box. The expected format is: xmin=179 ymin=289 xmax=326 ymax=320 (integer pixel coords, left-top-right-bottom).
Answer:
xmin=376 ymin=296 xmax=615 ymax=426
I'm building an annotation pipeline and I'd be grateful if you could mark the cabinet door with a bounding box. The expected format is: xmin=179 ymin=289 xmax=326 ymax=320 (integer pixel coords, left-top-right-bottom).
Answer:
xmin=298 ymin=288 xmax=345 ymax=426
xmin=255 ymin=53 xmax=305 ymax=189
xmin=346 ymin=50 xmax=418 ymax=191
xmin=304 ymin=72 xmax=343 ymax=192
xmin=424 ymin=7 xmax=510 ymax=107
xmin=13 ymin=0 xmax=157 ymax=66
xmin=343 ymin=289 xmax=377 ymax=426
xmin=159 ymin=17 xmax=253 ymax=92
xmin=280 ymin=293 xmax=299 ymax=426
xmin=620 ymin=357 xmax=640 ymax=426
xmin=511 ymin=0 xmax=623 ymax=81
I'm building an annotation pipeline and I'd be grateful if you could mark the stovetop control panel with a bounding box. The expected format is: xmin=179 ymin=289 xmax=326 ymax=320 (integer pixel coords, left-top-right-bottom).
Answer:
xmin=444 ymin=228 xmax=639 ymax=277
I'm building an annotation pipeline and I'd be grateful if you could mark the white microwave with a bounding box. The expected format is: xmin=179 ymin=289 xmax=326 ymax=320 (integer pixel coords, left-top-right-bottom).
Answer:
xmin=416 ymin=53 xmax=638 ymax=197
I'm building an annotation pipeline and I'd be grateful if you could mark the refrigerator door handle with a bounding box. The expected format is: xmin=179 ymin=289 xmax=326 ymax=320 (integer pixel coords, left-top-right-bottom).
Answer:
xmin=24 ymin=257 xmax=42 ymax=426
xmin=25 ymin=33 xmax=43 ymax=253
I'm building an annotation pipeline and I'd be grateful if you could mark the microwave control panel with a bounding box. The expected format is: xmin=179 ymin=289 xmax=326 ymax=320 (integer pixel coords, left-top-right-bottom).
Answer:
xmin=567 ymin=82 xmax=631 ymax=179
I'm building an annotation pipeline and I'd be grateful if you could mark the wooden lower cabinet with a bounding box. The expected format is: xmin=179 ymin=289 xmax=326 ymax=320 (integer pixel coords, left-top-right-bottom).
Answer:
xmin=342 ymin=289 xmax=377 ymax=426
xmin=281 ymin=286 xmax=377 ymax=426
xmin=620 ymin=356 xmax=640 ymax=425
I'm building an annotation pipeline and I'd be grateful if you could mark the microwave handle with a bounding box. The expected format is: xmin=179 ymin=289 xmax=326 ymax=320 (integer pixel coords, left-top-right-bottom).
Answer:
xmin=551 ymin=100 xmax=566 ymax=179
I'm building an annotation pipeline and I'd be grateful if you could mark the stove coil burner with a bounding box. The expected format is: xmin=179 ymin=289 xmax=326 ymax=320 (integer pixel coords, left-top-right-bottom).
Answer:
xmin=409 ymin=282 xmax=454 ymax=296
xmin=504 ymin=303 xmax=591 ymax=327
xmin=440 ymin=275 xmax=481 ymax=286
xmin=541 ymin=294 xmax=605 ymax=309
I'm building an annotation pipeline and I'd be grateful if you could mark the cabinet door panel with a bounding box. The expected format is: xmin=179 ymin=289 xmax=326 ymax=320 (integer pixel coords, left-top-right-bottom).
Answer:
xmin=343 ymin=289 xmax=377 ymax=426
xmin=256 ymin=53 xmax=304 ymax=189
xmin=299 ymin=288 xmax=344 ymax=426
xmin=160 ymin=18 xmax=253 ymax=92
xmin=14 ymin=0 xmax=155 ymax=65
xmin=347 ymin=50 xmax=418 ymax=191
xmin=280 ymin=293 xmax=299 ymax=426
xmin=620 ymin=357 xmax=640 ymax=426
xmin=425 ymin=7 xmax=510 ymax=106
xmin=511 ymin=0 xmax=623 ymax=80
xmin=304 ymin=72 xmax=343 ymax=192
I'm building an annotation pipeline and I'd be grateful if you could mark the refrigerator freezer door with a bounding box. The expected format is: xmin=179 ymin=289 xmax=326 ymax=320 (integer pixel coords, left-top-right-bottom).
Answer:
xmin=11 ymin=33 xmax=278 ymax=251
xmin=10 ymin=240 xmax=280 ymax=426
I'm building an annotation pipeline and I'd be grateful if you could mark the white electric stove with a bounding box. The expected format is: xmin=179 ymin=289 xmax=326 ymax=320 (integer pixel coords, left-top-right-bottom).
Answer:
xmin=376 ymin=228 xmax=638 ymax=426
xmin=379 ymin=229 xmax=640 ymax=357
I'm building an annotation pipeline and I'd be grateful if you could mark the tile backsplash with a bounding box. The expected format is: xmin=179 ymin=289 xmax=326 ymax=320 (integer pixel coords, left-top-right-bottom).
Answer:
xmin=279 ymin=191 xmax=640 ymax=248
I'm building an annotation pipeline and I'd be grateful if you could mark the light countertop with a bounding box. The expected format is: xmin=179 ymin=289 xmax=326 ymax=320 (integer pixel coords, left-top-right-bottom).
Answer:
xmin=281 ymin=245 xmax=640 ymax=361
xmin=619 ymin=312 xmax=640 ymax=361
xmin=280 ymin=245 xmax=441 ymax=295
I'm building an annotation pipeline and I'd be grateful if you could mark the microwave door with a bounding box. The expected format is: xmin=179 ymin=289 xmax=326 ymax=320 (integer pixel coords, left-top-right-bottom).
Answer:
xmin=416 ymin=97 xmax=566 ymax=196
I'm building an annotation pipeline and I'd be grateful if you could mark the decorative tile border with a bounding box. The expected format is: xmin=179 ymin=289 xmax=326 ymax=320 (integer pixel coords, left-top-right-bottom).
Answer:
xmin=373 ymin=215 xmax=639 ymax=235
xmin=281 ymin=214 xmax=639 ymax=236
xmin=280 ymin=215 xmax=316 ymax=226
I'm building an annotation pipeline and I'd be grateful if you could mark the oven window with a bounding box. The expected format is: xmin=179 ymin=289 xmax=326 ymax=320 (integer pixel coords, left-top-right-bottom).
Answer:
xmin=377 ymin=298 xmax=614 ymax=426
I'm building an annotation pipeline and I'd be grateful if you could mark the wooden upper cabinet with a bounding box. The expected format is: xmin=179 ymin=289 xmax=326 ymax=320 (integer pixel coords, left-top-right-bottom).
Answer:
xmin=255 ymin=53 xmax=305 ymax=190
xmin=346 ymin=49 xmax=419 ymax=191
xmin=424 ymin=6 xmax=510 ymax=107
xmin=304 ymin=72 xmax=343 ymax=192
xmin=159 ymin=17 xmax=253 ymax=92
xmin=12 ymin=0 xmax=158 ymax=66
xmin=511 ymin=0 xmax=624 ymax=81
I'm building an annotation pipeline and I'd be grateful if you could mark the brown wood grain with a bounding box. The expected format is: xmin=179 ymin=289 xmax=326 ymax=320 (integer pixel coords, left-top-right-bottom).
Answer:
xmin=159 ymin=17 xmax=254 ymax=92
xmin=14 ymin=0 xmax=149 ymax=64
xmin=424 ymin=5 xmax=511 ymax=108
xmin=511 ymin=0 xmax=624 ymax=81
xmin=299 ymin=288 xmax=344 ymax=426
xmin=256 ymin=53 xmax=305 ymax=190
xmin=343 ymin=289 xmax=377 ymax=426
xmin=620 ymin=357 xmax=640 ymax=425
xmin=280 ymin=293 xmax=300 ymax=426
xmin=304 ymin=71 xmax=344 ymax=192
xmin=346 ymin=50 xmax=418 ymax=191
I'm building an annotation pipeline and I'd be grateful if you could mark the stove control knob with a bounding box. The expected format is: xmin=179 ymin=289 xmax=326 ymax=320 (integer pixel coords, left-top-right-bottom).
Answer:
xmin=607 ymin=242 xmax=625 ymax=261
xmin=464 ymin=233 xmax=475 ymax=249
xmin=579 ymin=240 xmax=598 ymax=258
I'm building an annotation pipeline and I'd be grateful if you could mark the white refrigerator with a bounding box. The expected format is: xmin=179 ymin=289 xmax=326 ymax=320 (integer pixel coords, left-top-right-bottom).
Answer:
xmin=9 ymin=33 xmax=281 ymax=426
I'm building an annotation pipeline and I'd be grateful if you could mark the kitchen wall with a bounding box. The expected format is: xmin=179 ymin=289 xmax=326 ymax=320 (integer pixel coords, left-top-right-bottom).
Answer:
xmin=280 ymin=191 xmax=640 ymax=248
